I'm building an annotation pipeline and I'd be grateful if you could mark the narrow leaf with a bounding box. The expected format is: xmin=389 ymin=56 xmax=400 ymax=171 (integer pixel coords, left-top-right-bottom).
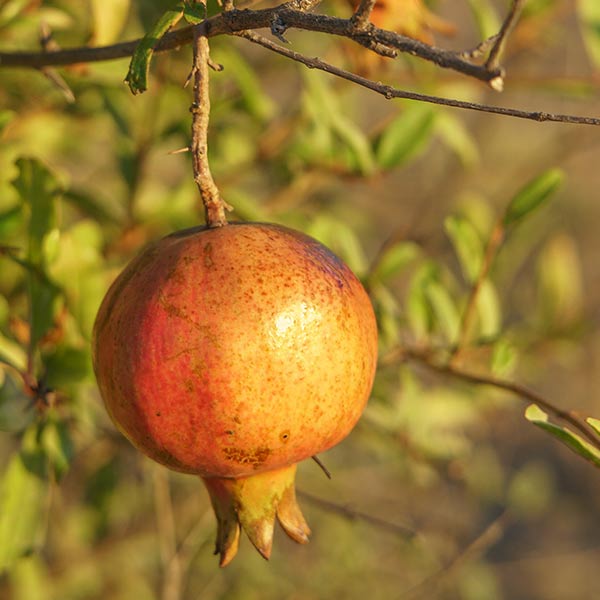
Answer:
xmin=12 ymin=158 xmax=63 ymax=352
xmin=425 ymin=280 xmax=460 ymax=344
xmin=586 ymin=417 xmax=600 ymax=436
xmin=444 ymin=215 xmax=484 ymax=283
xmin=503 ymin=168 xmax=564 ymax=227
xmin=525 ymin=404 xmax=600 ymax=468
xmin=371 ymin=241 xmax=419 ymax=282
xmin=375 ymin=104 xmax=436 ymax=169
xmin=125 ymin=4 xmax=185 ymax=95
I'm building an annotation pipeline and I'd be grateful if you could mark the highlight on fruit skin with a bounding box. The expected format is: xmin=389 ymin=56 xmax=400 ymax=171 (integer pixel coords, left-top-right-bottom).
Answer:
xmin=92 ymin=222 xmax=378 ymax=565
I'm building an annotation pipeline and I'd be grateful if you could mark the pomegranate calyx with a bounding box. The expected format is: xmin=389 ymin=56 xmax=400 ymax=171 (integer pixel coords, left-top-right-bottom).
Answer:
xmin=202 ymin=464 xmax=310 ymax=567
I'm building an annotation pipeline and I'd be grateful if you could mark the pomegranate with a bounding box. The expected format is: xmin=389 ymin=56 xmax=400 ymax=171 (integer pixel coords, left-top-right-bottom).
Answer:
xmin=92 ymin=222 xmax=378 ymax=565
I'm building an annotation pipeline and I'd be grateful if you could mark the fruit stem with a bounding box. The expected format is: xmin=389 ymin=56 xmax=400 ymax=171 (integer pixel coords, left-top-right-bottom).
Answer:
xmin=190 ymin=25 xmax=230 ymax=228
xmin=202 ymin=464 xmax=311 ymax=567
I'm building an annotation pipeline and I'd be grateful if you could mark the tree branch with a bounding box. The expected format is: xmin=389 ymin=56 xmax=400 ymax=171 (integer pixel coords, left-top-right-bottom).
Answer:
xmin=402 ymin=348 xmax=600 ymax=453
xmin=190 ymin=26 xmax=229 ymax=227
xmin=486 ymin=0 xmax=526 ymax=74
xmin=0 ymin=5 xmax=597 ymax=126
xmin=238 ymin=30 xmax=600 ymax=126
xmin=0 ymin=6 xmax=502 ymax=84
xmin=297 ymin=489 xmax=416 ymax=539
xmin=351 ymin=0 xmax=378 ymax=30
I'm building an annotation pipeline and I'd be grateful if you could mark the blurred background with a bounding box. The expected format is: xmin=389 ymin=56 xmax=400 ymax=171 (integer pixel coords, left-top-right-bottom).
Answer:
xmin=1 ymin=1 xmax=600 ymax=598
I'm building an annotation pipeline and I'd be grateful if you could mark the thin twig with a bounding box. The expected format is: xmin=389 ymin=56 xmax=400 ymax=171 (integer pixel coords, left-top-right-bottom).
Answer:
xmin=239 ymin=30 xmax=600 ymax=126
xmin=403 ymin=348 xmax=600 ymax=453
xmin=297 ymin=489 xmax=416 ymax=539
xmin=351 ymin=0 xmax=377 ymax=30
xmin=284 ymin=0 xmax=323 ymax=11
xmin=311 ymin=454 xmax=332 ymax=479
xmin=402 ymin=509 xmax=511 ymax=599
xmin=486 ymin=0 xmax=526 ymax=73
xmin=190 ymin=27 xmax=230 ymax=227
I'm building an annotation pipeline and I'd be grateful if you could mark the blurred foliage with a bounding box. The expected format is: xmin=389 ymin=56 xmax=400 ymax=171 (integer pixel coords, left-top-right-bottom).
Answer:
xmin=1 ymin=1 xmax=600 ymax=599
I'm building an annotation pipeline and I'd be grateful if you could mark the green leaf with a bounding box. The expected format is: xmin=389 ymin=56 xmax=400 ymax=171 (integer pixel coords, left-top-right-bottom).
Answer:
xmin=0 ymin=110 xmax=15 ymax=135
xmin=444 ymin=215 xmax=484 ymax=283
xmin=503 ymin=168 xmax=565 ymax=227
xmin=12 ymin=158 xmax=63 ymax=353
xmin=41 ymin=417 xmax=73 ymax=481
xmin=375 ymin=104 xmax=436 ymax=170
xmin=435 ymin=111 xmax=479 ymax=167
xmin=406 ymin=262 xmax=438 ymax=341
xmin=12 ymin=158 xmax=61 ymax=266
xmin=183 ymin=1 xmax=207 ymax=24
xmin=587 ymin=417 xmax=600 ymax=436
xmin=371 ymin=241 xmax=419 ymax=282
xmin=476 ymin=279 xmax=501 ymax=339
xmin=0 ymin=205 xmax=23 ymax=238
xmin=90 ymin=0 xmax=131 ymax=45
xmin=490 ymin=339 xmax=517 ymax=377
xmin=0 ymin=428 xmax=48 ymax=573
xmin=302 ymin=71 xmax=375 ymax=175
xmin=0 ymin=373 xmax=35 ymax=432
xmin=306 ymin=216 xmax=368 ymax=276
xmin=525 ymin=404 xmax=600 ymax=468
xmin=212 ymin=46 xmax=275 ymax=122
xmin=425 ymin=280 xmax=460 ymax=344
xmin=125 ymin=4 xmax=185 ymax=95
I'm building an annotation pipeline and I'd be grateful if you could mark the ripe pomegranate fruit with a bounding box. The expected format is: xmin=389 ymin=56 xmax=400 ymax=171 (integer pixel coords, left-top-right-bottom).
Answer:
xmin=92 ymin=222 xmax=378 ymax=565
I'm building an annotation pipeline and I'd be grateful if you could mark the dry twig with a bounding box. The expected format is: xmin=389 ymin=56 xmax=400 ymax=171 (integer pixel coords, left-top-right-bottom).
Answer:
xmin=190 ymin=26 xmax=230 ymax=227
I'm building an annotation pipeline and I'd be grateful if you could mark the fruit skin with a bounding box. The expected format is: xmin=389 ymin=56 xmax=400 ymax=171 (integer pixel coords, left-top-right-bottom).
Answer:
xmin=92 ymin=222 xmax=378 ymax=564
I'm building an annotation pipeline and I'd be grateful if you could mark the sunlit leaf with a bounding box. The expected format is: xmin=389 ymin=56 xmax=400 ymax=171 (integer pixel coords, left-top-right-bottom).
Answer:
xmin=90 ymin=0 xmax=131 ymax=45
xmin=375 ymin=103 xmax=436 ymax=170
xmin=525 ymin=404 xmax=600 ymax=468
xmin=490 ymin=339 xmax=517 ymax=377
xmin=503 ymin=168 xmax=564 ymax=227
xmin=476 ymin=279 xmax=501 ymax=339
xmin=587 ymin=417 xmax=600 ymax=436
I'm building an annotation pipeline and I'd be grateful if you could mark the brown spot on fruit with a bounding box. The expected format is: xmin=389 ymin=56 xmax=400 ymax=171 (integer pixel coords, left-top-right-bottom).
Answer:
xmin=223 ymin=446 xmax=272 ymax=469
